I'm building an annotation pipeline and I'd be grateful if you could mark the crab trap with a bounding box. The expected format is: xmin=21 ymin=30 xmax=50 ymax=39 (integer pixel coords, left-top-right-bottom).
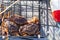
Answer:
xmin=0 ymin=0 xmax=55 ymax=40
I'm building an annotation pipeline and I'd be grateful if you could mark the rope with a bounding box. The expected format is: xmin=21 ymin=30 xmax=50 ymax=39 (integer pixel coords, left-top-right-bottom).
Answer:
xmin=0 ymin=0 xmax=19 ymax=14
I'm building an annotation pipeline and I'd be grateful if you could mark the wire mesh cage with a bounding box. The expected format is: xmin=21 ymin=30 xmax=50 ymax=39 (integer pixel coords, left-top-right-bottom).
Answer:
xmin=0 ymin=0 xmax=55 ymax=40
